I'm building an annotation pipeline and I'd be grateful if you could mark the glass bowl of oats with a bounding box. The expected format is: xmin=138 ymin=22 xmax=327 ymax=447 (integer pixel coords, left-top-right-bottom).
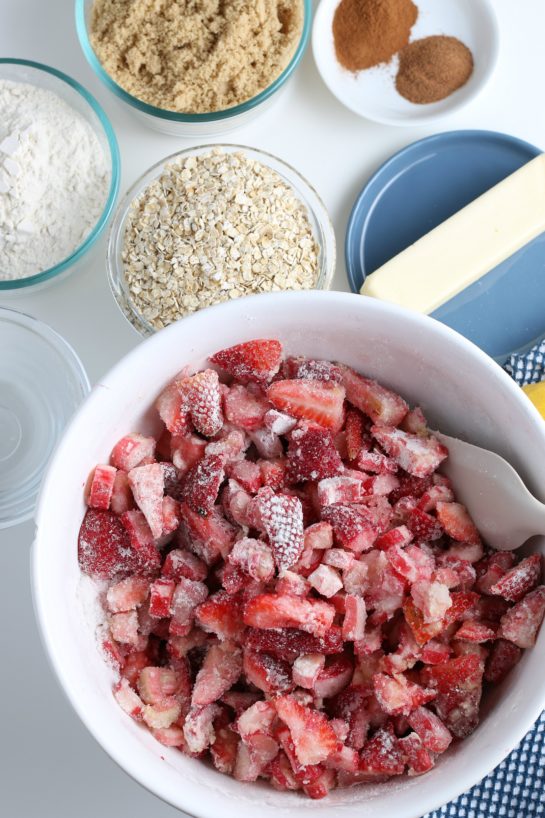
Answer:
xmin=75 ymin=0 xmax=311 ymax=136
xmin=106 ymin=145 xmax=336 ymax=336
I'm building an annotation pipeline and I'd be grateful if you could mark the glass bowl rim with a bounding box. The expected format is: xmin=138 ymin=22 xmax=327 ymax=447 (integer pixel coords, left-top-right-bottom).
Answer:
xmin=75 ymin=0 xmax=312 ymax=122
xmin=0 ymin=57 xmax=120 ymax=291
xmin=106 ymin=142 xmax=336 ymax=336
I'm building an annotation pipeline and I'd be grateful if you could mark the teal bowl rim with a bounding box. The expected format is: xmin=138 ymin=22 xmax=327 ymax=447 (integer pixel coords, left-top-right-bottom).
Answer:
xmin=0 ymin=58 xmax=120 ymax=291
xmin=75 ymin=0 xmax=311 ymax=122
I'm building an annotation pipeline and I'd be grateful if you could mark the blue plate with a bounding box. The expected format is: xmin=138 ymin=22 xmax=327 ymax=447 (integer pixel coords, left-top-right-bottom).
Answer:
xmin=345 ymin=130 xmax=544 ymax=362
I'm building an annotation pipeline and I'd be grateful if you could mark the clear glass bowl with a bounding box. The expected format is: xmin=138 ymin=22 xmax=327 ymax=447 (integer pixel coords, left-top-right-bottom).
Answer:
xmin=0 ymin=307 xmax=90 ymax=528
xmin=0 ymin=59 xmax=120 ymax=292
xmin=75 ymin=0 xmax=312 ymax=137
xmin=107 ymin=144 xmax=336 ymax=336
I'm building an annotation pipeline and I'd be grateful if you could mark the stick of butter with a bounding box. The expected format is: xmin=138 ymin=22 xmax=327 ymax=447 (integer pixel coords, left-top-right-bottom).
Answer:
xmin=360 ymin=154 xmax=545 ymax=314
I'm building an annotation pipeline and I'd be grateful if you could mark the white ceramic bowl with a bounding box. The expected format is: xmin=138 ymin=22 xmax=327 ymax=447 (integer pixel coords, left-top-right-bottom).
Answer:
xmin=33 ymin=291 xmax=545 ymax=818
xmin=312 ymin=0 xmax=500 ymax=126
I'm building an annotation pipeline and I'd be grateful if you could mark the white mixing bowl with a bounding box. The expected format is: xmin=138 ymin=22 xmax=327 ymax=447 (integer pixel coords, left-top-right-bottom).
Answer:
xmin=32 ymin=291 xmax=545 ymax=818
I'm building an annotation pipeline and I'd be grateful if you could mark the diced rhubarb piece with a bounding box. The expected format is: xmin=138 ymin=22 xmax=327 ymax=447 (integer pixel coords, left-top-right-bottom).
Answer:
xmin=128 ymin=463 xmax=165 ymax=539
xmin=323 ymin=548 xmax=355 ymax=571
xmin=88 ymin=464 xmax=117 ymax=510
xmin=161 ymin=495 xmax=181 ymax=537
xmin=308 ymin=564 xmax=343 ymax=598
xmin=255 ymin=487 xmax=304 ymax=571
xmin=137 ymin=666 xmax=179 ymax=704
xmin=380 ymin=622 xmax=421 ymax=675
xmin=421 ymin=640 xmax=451 ymax=665
xmin=435 ymin=502 xmax=481 ymax=545
xmin=195 ymin=590 xmax=243 ymax=640
xmin=400 ymin=406 xmax=428 ymax=435
xmin=286 ymin=426 xmax=343 ymax=483
xmin=293 ymin=654 xmax=326 ymax=689
xmin=322 ymin=505 xmax=378 ymax=554
xmin=172 ymin=434 xmax=207 ymax=473
xmin=403 ymin=599 xmax=443 ymax=646
xmin=343 ymin=595 xmax=367 ymax=641
xmin=489 ymin=554 xmax=542 ymax=603
xmin=264 ymin=408 xmax=297 ymax=435
xmin=155 ymin=373 xmax=191 ymax=436
xmin=110 ymin=433 xmax=156 ymax=472
xmin=371 ymin=425 xmax=448 ymax=479
xmin=387 ymin=543 xmax=434 ymax=585
xmin=407 ymin=507 xmax=443 ymax=541
xmin=113 ymin=677 xmax=144 ymax=720
xmin=224 ymin=384 xmax=268 ymax=431
xmin=455 ymin=619 xmax=496 ymax=642
xmin=342 ymin=559 xmax=369 ymax=595
xmin=423 ymin=653 xmax=484 ymax=738
xmin=302 ymin=767 xmax=335 ymax=799
xmin=398 ymin=732 xmax=434 ymax=775
xmin=149 ymin=578 xmax=176 ymax=618
xmin=340 ymin=366 xmax=408 ymax=427
xmin=259 ymin=458 xmax=287 ymax=490
xmin=373 ymin=673 xmax=435 ymax=716
xmin=110 ymin=610 xmax=140 ymax=646
xmin=243 ymin=650 xmax=293 ymax=694
xmin=237 ymin=700 xmax=277 ymax=739
xmin=151 ymin=725 xmax=186 ymax=747
xmin=181 ymin=454 xmax=224 ymax=516
xmin=169 ymin=577 xmax=208 ymax=636
xmin=275 ymin=695 xmax=337 ymax=765
xmin=222 ymin=479 xmax=253 ymax=528
xmin=163 ymin=549 xmax=208 ymax=582
xmin=313 ymin=654 xmax=354 ymax=698
xmin=375 ymin=525 xmax=413 ymax=552
xmin=210 ymin=339 xmax=283 ymax=384
xmin=78 ymin=509 xmax=135 ymax=580
xmin=107 ymin=576 xmax=149 ymax=613
xmin=498 ymin=585 xmax=545 ymax=648
xmin=248 ymin=428 xmax=283 ymax=459
xmin=97 ymin=624 xmax=124 ymax=671
xmin=359 ymin=725 xmax=405 ymax=776
xmin=267 ymin=379 xmax=345 ymax=432
xmin=407 ymin=706 xmax=452 ymax=753
xmin=120 ymin=510 xmax=161 ymax=573
xmin=206 ymin=428 xmax=248 ymax=464
xmin=226 ymin=459 xmax=262 ymax=493
xmin=245 ymin=626 xmax=343 ymax=661
xmin=211 ymin=723 xmax=239 ymax=774
xmin=484 ymin=638 xmax=523 ymax=683
xmin=304 ymin=521 xmax=334 ymax=551
xmin=192 ymin=641 xmax=243 ymax=706
xmin=411 ymin=580 xmax=452 ymax=624
xmin=325 ymin=745 xmax=360 ymax=773
xmin=183 ymin=704 xmax=221 ymax=754
xmin=243 ymin=594 xmax=335 ymax=637
xmin=110 ymin=470 xmax=134 ymax=515
xmin=476 ymin=551 xmax=515 ymax=594
xmin=179 ymin=503 xmax=236 ymax=565
xmin=317 ymin=476 xmax=362 ymax=506
xmin=229 ymin=537 xmax=275 ymax=582
xmin=187 ymin=369 xmax=223 ymax=438
xmin=221 ymin=691 xmax=262 ymax=716
xmin=120 ymin=649 xmax=150 ymax=688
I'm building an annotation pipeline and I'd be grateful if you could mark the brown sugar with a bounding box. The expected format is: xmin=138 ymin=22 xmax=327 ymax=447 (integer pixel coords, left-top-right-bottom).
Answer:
xmin=332 ymin=0 xmax=418 ymax=72
xmin=396 ymin=35 xmax=474 ymax=104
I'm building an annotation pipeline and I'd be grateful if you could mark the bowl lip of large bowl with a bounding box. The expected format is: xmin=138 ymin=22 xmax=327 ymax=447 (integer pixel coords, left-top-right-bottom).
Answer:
xmin=75 ymin=0 xmax=311 ymax=122
xmin=311 ymin=0 xmax=500 ymax=127
xmin=106 ymin=142 xmax=336 ymax=336
xmin=32 ymin=290 xmax=545 ymax=818
xmin=0 ymin=57 xmax=120 ymax=291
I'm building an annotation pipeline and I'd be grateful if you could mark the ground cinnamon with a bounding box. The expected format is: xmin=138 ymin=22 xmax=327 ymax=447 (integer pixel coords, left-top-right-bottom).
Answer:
xmin=395 ymin=35 xmax=474 ymax=104
xmin=333 ymin=0 xmax=418 ymax=72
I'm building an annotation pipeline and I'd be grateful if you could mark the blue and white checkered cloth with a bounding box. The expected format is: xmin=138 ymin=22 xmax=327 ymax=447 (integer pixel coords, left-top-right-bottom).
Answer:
xmin=422 ymin=345 xmax=545 ymax=818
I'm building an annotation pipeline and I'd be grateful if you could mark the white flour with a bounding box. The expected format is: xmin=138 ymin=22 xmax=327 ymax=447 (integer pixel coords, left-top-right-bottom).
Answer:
xmin=0 ymin=79 xmax=110 ymax=279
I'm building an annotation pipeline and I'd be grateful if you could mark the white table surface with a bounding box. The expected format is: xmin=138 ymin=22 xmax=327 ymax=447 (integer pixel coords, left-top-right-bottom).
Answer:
xmin=2 ymin=1 xmax=545 ymax=815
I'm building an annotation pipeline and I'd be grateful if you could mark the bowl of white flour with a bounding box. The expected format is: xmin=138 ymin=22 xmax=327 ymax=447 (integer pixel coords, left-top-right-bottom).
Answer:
xmin=0 ymin=59 xmax=120 ymax=290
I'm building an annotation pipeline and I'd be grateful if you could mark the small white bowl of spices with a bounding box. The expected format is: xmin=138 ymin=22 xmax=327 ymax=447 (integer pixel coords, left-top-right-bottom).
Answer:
xmin=107 ymin=145 xmax=336 ymax=335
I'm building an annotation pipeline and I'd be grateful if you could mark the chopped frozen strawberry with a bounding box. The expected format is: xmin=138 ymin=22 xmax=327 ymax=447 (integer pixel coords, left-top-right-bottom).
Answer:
xmin=148 ymin=578 xmax=175 ymax=618
xmin=323 ymin=548 xmax=355 ymax=572
xmin=407 ymin=507 xmax=444 ymax=541
xmin=263 ymin=408 xmax=297 ymax=436
xmin=155 ymin=373 xmax=192 ymax=436
xmin=345 ymin=408 xmax=365 ymax=461
xmin=229 ymin=537 xmax=275 ymax=582
xmin=340 ymin=366 xmax=408 ymax=427
xmin=267 ymin=379 xmax=345 ymax=432
xmin=248 ymin=427 xmax=283 ymax=459
xmin=245 ymin=626 xmax=343 ymax=661
xmin=128 ymin=463 xmax=165 ymax=539
xmin=484 ymin=639 xmax=523 ymax=683
xmin=342 ymin=559 xmax=369 ymax=595
xmin=210 ymin=339 xmax=283 ymax=384
xmin=403 ymin=599 xmax=443 ymax=646
xmin=417 ymin=484 xmax=454 ymax=512
xmin=276 ymin=570 xmax=311 ymax=596
xmin=224 ymin=384 xmax=268 ymax=431
xmin=169 ymin=577 xmax=208 ymax=637
xmin=107 ymin=576 xmax=149 ymax=613
xmin=195 ymin=590 xmax=243 ymax=640
xmin=243 ymin=650 xmax=293 ymax=695
xmin=181 ymin=454 xmax=224 ymax=516
xmin=109 ymin=610 xmax=141 ymax=646
xmin=411 ymin=580 xmax=452 ymax=624
xmin=286 ymin=426 xmax=343 ymax=483
xmin=88 ymin=464 xmax=117 ymax=510
xmin=356 ymin=449 xmax=397 ymax=475
xmin=183 ymin=704 xmax=221 ymax=754
xmin=225 ymin=459 xmax=262 ymax=493
xmin=283 ymin=356 xmax=343 ymax=384
xmin=359 ymin=725 xmax=405 ymax=776
xmin=435 ymin=502 xmax=481 ymax=545
xmin=120 ymin=510 xmax=161 ymax=574
xmin=476 ymin=551 xmax=515 ymax=594
xmin=78 ymin=509 xmax=136 ymax=580
xmin=400 ymin=406 xmax=428 ymax=435
xmin=292 ymin=654 xmax=326 ymax=689
xmin=162 ymin=549 xmax=208 ymax=582
xmin=373 ymin=673 xmax=435 ymax=716
xmin=171 ymin=434 xmax=207 ymax=473
xmin=387 ymin=544 xmax=433 ymax=585
xmin=192 ymin=641 xmax=243 ymax=706
xmin=317 ymin=476 xmax=362 ymax=506
xmin=113 ymin=677 xmax=144 ymax=720
xmin=421 ymin=640 xmax=451 ymax=665
xmin=308 ymin=564 xmax=343 ymax=598
xmin=302 ymin=767 xmax=336 ymax=799
xmin=236 ymin=700 xmax=276 ymax=740
xmin=274 ymin=695 xmax=337 ymax=765
xmin=407 ymin=706 xmax=452 ymax=753
xmin=161 ymin=495 xmax=181 ymax=537
xmin=498 ymin=585 xmax=545 ymax=648
xmin=255 ymin=487 xmax=304 ymax=571
xmin=325 ymin=745 xmax=360 ymax=773
xmin=109 ymin=470 xmax=134 ymax=516
xmin=342 ymin=595 xmax=367 ymax=641
xmin=206 ymin=428 xmax=248 ymax=464
xmin=221 ymin=691 xmax=262 ymax=716
xmin=259 ymin=458 xmax=287 ymax=490
xmin=210 ymin=722 xmax=239 ymax=774
xmin=243 ymin=593 xmax=335 ymax=637
xmin=455 ymin=619 xmax=496 ymax=642
xmin=179 ymin=503 xmax=236 ymax=565
xmin=371 ymin=425 xmax=447 ymax=478
xmin=423 ymin=653 xmax=484 ymax=738
xmin=375 ymin=526 xmax=413 ymax=553
xmin=187 ymin=369 xmax=223 ymax=438
xmin=313 ymin=654 xmax=354 ymax=698
xmin=398 ymin=732 xmax=434 ymax=775
xmin=489 ymin=554 xmax=542 ymax=603
xmin=304 ymin=521 xmax=334 ymax=551
xmin=110 ymin=433 xmax=156 ymax=472
xmin=322 ymin=505 xmax=378 ymax=553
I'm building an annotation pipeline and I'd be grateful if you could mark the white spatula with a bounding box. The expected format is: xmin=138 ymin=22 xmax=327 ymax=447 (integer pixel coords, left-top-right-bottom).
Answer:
xmin=435 ymin=432 xmax=545 ymax=552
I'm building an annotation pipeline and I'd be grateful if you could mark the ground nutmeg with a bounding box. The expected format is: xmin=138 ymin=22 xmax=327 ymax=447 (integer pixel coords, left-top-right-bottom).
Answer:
xmin=396 ymin=35 xmax=474 ymax=103
xmin=333 ymin=0 xmax=418 ymax=72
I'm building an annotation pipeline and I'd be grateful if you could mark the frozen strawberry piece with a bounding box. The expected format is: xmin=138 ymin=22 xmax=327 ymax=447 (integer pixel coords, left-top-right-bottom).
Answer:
xmin=343 ymin=595 xmax=367 ymax=641
xmin=375 ymin=525 xmax=413 ymax=552
xmin=398 ymin=732 xmax=434 ymax=775
xmin=421 ymin=640 xmax=451 ymax=665
xmin=245 ymin=626 xmax=343 ymax=661
xmin=442 ymin=590 xmax=480 ymax=627
xmin=156 ymin=374 xmax=192 ymax=437
xmin=111 ymin=433 xmax=156 ymax=472
xmin=387 ymin=544 xmax=433 ymax=585
xmin=221 ymin=691 xmax=262 ymax=717
xmin=302 ymin=767 xmax=336 ymax=799
xmin=179 ymin=503 xmax=236 ymax=565
xmin=340 ymin=366 xmax=408 ymax=427
xmin=380 ymin=624 xmax=421 ymax=676
xmin=168 ymin=630 xmax=208 ymax=662
xmin=172 ymin=434 xmax=207 ymax=473
xmin=456 ymin=619 xmax=496 ymax=642
xmin=411 ymin=580 xmax=452 ymax=624
xmin=314 ymin=654 xmax=354 ymax=698
xmin=183 ymin=704 xmax=221 ymax=754
xmin=267 ymin=379 xmax=345 ymax=432
xmin=206 ymin=427 xmax=248 ymax=463
xmin=444 ymin=541 xmax=484 ymax=565
xmin=400 ymin=406 xmax=428 ymax=435
xmin=88 ymin=464 xmax=117 ymax=510
xmin=342 ymin=559 xmax=368 ymax=595
xmin=489 ymin=554 xmax=542 ymax=603
xmin=244 ymin=593 xmax=335 ymax=637
xmin=407 ymin=706 xmax=452 ymax=753
xmin=317 ymin=476 xmax=362 ymax=506
xmin=293 ymin=654 xmax=326 ymax=689
xmin=220 ymin=562 xmax=246 ymax=594
xmin=403 ymin=599 xmax=443 ymax=646
xmin=255 ymin=487 xmax=304 ymax=571
xmin=325 ymin=744 xmax=360 ymax=773
xmin=283 ymin=356 xmax=343 ymax=384
xmin=114 ymin=677 xmax=144 ymax=720
xmin=498 ymin=585 xmax=545 ymax=648
xmin=371 ymin=425 xmax=448 ymax=479
xmin=484 ymin=638 xmax=522 ymax=683
xmin=243 ymin=650 xmax=293 ymax=695
xmin=110 ymin=470 xmax=134 ymax=516
xmin=162 ymin=549 xmax=207 ymax=582
xmin=274 ymin=695 xmax=337 ymax=765
xmin=364 ymin=561 xmax=405 ymax=621
xmin=356 ymin=450 xmax=398 ymax=475
xmin=107 ymin=576 xmax=149 ymax=613
xmin=229 ymin=537 xmax=275 ymax=582
xmin=308 ymin=564 xmax=343 ymax=598
xmin=475 ymin=551 xmax=515 ymax=594
xmin=292 ymin=542 xmax=323 ymax=578
xmin=407 ymin=507 xmax=443 ymax=541
xmin=436 ymin=554 xmax=476 ymax=591
xmin=322 ymin=505 xmax=378 ymax=554
xmin=210 ymin=339 xmax=283 ymax=384
xmin=181 ymin=454 xmax=224 ymax=516
xmin=286 ymin=426 xmax=343 ymax=483
xmin=225 ymin=459 xmax=262 ymax=493
xmin=423 ymin=653 xmax=484 ymax=738
xmin=211 ymin=722 xmax=239 ymax=774
xmin=417 ymin=484 xmax=454 ymax=512
xmin=221 ymin=479 xmax=253 ymax=528
xmin=187 ymin=369 xmax=223 ymax=438
xmin=435 ymin=502 xmax=481 ymax=545
xmin=267 ymin=751 xmax=302 ymax=791
xmin=120 ymin=510 xmax=161 ymax=574
xmin=192 ymin=641 xmax=243 ymax=706
xmin=237 ymin=700 xmax=277 ymax=739
xmin=247 ymin=429 xmax=282 ymax=461
xmin=78 ymin=509 xmax=137 ymax=580
xmin=331 ymin=685 xmax=371 ymax=749
xmin=259 ymin=458 xmax=287 ymax=490
xmin=169 ymin=577 xmax=208 ymax=636
xmin=304 ymin=521 xmax=334 ymax=551
xmin=323 ymin=548 xmax=355 ymax=571
xmin=344 ymin=408 xmax=365 ymax=461
xmin=161 ymin=496 xmax=181 ymax=537
xmin=128 ymin=463 xmax=165 ymax=540
xmin=110 ymin=610 xmax=141 ymax=646
xmin=359 ymin=724 xmax=405 ymax=777
xmin=264 ymin=408 xmax=297 ymax=435
xmin=373 ymin=673 xmax=435 ymax=716
xmin=358 ymin=473 xmax=400 ymax=498
xmin=233 ymin=733 xmax=279 ymax=782
xmin=224 ymin=384 xmax=268 ymax=431
xmin=193 ymin=589 xmax=242 ymax=641
xmin=148 ymin=578 xmax=175 ymax=618
xmin=276 ymin=570 xmax=311 ymax=597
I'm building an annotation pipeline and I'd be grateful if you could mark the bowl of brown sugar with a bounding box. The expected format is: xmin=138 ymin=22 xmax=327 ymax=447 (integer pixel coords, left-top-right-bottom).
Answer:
xmin=312 ymin=0 xmax=499 ymax=126
xmin=76 ymin=0 xmax=311 ymax=135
